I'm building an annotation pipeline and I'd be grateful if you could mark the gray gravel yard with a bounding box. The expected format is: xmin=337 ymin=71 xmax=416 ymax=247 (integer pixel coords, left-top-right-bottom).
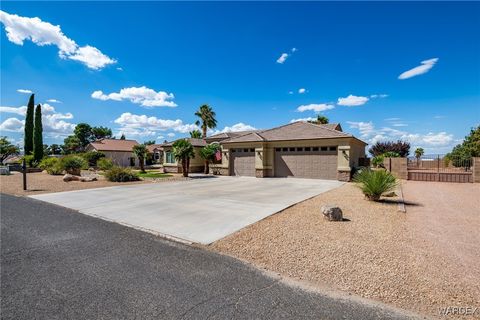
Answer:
xmin=212 ymin=181 xmax=480 ymax=319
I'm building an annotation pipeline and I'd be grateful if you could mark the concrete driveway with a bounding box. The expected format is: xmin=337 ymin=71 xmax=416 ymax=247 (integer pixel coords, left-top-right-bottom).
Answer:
xmin=30 ymin=176 xmax=343 ymax=244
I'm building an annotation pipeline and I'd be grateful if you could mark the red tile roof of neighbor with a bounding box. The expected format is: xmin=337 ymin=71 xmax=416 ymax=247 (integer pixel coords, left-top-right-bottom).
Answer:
xmin=221 ymin=122 xmax=366 ymax=144
xmin=146 ymin=144 xmax=164 ymax=152
xmin=89 ymin=139 xmax=139 ymax=152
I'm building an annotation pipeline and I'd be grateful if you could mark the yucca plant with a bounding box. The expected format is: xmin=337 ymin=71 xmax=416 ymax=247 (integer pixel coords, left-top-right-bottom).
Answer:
xmin=353 ymin=168 xmax=397 ymax=201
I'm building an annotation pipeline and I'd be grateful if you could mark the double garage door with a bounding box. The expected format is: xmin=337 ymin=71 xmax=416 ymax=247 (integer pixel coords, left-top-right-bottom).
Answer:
xmin=230 ymin=146 xmax=338 ymax=179
xmin=274 ymin=147 xmax=338 ymax=180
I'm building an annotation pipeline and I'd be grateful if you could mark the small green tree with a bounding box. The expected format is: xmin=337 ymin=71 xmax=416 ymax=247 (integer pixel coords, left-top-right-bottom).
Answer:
xmin=132 ymin=144 xmax=148 ymax=173
xmin=172 ymin=139 xmax=195 ymax=177
xmin=189 ymin=130 xmax=202 ymax=138
xmin=33 ymin=104 xmax=44 ymax=162
xmin=24 ymin=94 xmax=35 ymax=155
xmin=63 ymin=135 xmax=82 ymax=154
xmin=0 ymin=137 xmax=20 ymax=163
xmin=120 ymin=133 xmax=126 ymax=140
xmin=308 ymin=115 xmax=329 ymax=125
xmin=73 ymin=123 xmax=93 ymax=149
xmin=199 ymin=143 xmax=221 ymax=174
xmin=414 ymin=147 xmax=424 ymax=166
xmin=91 ymin=126 xmax=113 ymax=140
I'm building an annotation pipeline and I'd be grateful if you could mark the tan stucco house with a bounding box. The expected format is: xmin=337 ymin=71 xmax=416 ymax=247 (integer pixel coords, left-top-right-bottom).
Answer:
xmin=147 ymin=144 xmax=164 ymax=164
xmin=210 ymin=121 xmax=367 ymax=181
xmin=162 ymin=138 xmax=207 ymax=173
xmin=86 ymin=139 xmax=140 ymax=167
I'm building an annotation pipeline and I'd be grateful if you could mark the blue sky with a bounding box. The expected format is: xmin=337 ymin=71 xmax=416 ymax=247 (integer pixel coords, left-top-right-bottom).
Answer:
xmin=1 ymin=2 xmax=479 ymax=153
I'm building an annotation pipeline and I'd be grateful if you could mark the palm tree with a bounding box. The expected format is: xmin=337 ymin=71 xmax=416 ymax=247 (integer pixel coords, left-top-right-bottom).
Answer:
xmin=308 ymin=115 xmax=329 ymax=125
xmin=172 ymin=139 xmax=195 ymax=177
xmin=414 ymin=147 xmax=424 ymax=167
xmin=189 ymin=130 xmax=202 ymax=138
xmin=194 ymin=104 xmax=217 ymax=173
xmin=132 ymin=144 xmax=148 ymax=173
xmin=194 ymin=104 xmax=217 ymax=138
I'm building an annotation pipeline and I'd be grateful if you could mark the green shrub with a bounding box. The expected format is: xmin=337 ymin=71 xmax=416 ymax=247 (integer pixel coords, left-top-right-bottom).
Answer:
xmin=371 ymin=155 xmax=385 ymax=168
xmin=353 ymin=169 xmax=397 ymax=201
xmin=97 ymin=158 xmax=114 ymax=171
xmin=22 ymin=154 xmax=39 ymax=168
xmin=382 ymin=151 xmax=400 ymax=158
xmin=61 ymin=155 xmax=87 ymax=175
xmin=104 ymin=166 xmax=140 ymax=182
xmin=80 ymin=151 xmax=105 ymax=167
xmin=39 ymin=157 xmax=64 ymax=175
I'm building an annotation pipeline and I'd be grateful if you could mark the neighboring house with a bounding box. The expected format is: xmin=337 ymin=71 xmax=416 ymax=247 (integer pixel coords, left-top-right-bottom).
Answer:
xmin=162 ymin=138 xmax=206 ymax=173
xmin=211 ymin=121 xmax=366 ymax=181
xmin=86 ymin=139 xmax=139 ymax=167
xmin=147 ymin=144 xmax=164 ymax=164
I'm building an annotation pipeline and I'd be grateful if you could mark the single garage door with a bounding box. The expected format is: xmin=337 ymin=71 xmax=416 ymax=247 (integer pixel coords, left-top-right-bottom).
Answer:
xmin=274 ymin=146 xmax=338 ymax=179
xmin=231 ymin=148 xmax=255 ymax=176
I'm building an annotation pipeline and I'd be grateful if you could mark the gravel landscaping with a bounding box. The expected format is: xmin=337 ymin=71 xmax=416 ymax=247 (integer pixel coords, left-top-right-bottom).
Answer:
xmin=0 ymin=171 xmax=154 ymax=196
xmin=211 ymin=182 xmax=480 ymax=318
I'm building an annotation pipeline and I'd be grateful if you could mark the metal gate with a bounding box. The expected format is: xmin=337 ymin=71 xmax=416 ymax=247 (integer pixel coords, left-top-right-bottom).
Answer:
xmin=407 ymin=154 xmax=473 ymax=183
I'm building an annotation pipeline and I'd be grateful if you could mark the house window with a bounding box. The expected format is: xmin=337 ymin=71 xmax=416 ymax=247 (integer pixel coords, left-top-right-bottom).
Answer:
xmin=275 ymin=148 xmax=281 ymax=152
xmin=312 ymin=147 xmax=319 ymax=151
xmin=296 ymin=147 xmax=303 ymax=152
xmin=165 ymin=152 xmax=175 ymax=163
xmin=321 ymin=147 xmax=328 ymax=151
xmin=329 ymin=146 xmax=337 ymax=151
xmin=250 ymin=148 xmax=255 ymax=152
xmin=282 ymin=148 xmax=288 ymax=152
xmin=305 ymin=147 xmax=311 ymax=151
xmin=243 ymin=148 xmax=249 ymax=152
xmin=289 ymin=147 xmax=295 ymax=152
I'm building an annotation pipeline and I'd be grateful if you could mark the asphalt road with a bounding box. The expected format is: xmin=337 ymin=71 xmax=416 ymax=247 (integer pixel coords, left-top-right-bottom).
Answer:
xmin=1 ymin=194 xmax=419 ymax=320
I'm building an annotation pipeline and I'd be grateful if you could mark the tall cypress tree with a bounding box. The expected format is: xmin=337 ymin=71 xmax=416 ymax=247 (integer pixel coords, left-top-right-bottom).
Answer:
xmin=24 ymin=94 xmax=35 ymax=155
xmin=33 ymin=104 xmax=43 ymax=161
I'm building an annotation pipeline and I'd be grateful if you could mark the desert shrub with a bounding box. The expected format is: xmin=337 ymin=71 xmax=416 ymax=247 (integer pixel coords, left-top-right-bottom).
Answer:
xmin=369 ymin=140 xmax=410 ymax=157
xmin=382 ymin=151 xmax=400 ymax=158
xmin=353 ymin=168 xmax=397 ymax=201
xmin=22 ymin=154 xmax=39 ymax=168
xmin=39 ymin=157 xmax=64 ymax=175
xmin=104 ymin=166 xmax=140 ymax=182
xmin=80 ymin=151 xmax=105 ymax=167
xmin=371 ymin=155 xmax=385 ymax=168
xmin=61 ymin=155 xmax=87 ymax=175
xmin=97 ymin=158 xmax=114 ymax=171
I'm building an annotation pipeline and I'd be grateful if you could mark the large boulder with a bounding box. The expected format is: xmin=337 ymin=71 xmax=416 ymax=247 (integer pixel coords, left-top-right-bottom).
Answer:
xmin=80 ymin=176 xmax=98 ymax=182
xmin=63 ymin=174 xmax=80 ymax=182
xmin=321 ymin=205 xmax=343 ymax=221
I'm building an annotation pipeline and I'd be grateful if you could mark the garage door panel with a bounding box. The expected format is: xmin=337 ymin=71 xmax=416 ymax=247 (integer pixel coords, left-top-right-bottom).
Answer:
xmin=232 ymin=151 xmax=255 ymax=177
xmin=275 ymin=151 xmax=337 ymax=179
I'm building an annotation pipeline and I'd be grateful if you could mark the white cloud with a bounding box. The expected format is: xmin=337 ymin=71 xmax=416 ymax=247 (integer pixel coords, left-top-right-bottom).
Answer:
xmin=291 ymin=47 xmax=297 ymax=53
xmin=46 ymin=99 xmax=61 ymax=103
xmin=167 ymin=133 xmax=175 ymax=138
xmin=370 ymin=94 xmax=388 ymax=98
xmin=346 ymin=121 xmax=455 ymax=153
xmin=0 ymin=117 xmax=24 ymax=132
xmin=0 ymin=105 xmax=27 ymax=115
xmin=113 ymin=113 xmax=197 ymax=139
xmin=116 ymin=67 xmax=123 ymax=71
xmin=297 ymin=103 xmax=335 ymax=112
xmin=0 ymin=103 xmax=75 ymax=137
xmin=92 ymin=86 xmax=177 ymax=107
xmin=276 ymin=53 xmax=289 ymax=64
xmin=398 ymin=58 xmax=439 ymax=80
xmin=0 ymin=10 xmax=116 ymax=70
xmin=219 ymin=123 xmax=256 ymax=133
xmin=288 ymin=91 xmax=294 ymax=95
xmin=156 ymin=135 xmax=165 ymax=140
xmin=298 ymin=88 xmax=306 ymax=94
xmin=337 ymin=94 xmax=369 ymax=106
xmin=290 ymin=117 xmax=316 ymax=123
xmin=17 ymin=89 xmax=32 ymax=94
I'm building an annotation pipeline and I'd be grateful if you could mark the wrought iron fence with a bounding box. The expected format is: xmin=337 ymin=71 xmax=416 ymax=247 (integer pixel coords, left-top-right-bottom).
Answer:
xmin=407 ymin=154 xmax=473 ymax=173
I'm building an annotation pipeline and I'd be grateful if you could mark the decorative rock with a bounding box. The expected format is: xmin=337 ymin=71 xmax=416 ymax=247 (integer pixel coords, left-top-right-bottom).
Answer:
xmin=80 ymin=176 xmax=98 ymax=182
xmin=383 ymin=191 xmax=397 ymax=197
xmin=63 ymin=174 xmax=81 ymax=182
xmin=321 ymin=205 xmax=343 ymax=221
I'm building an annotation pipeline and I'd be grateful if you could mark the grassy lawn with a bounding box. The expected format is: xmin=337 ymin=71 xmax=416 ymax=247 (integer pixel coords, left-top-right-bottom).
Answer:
xmin=136 ymin=171 xmax=172 ymax=179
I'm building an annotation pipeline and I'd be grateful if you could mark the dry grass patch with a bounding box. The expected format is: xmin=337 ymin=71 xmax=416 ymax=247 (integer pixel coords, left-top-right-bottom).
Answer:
xmin=211 ymin=182 xmax=480 ymax=318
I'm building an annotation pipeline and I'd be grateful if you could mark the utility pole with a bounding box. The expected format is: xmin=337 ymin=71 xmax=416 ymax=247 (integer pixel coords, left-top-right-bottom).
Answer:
xmin=22 ymin=156 xmax=27 ymax=191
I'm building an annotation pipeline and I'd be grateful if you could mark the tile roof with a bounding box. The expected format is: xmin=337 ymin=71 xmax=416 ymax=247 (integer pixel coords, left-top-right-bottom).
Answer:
xmin=163 ymin=138 xmax=207 ymax=148
xmin=89 ymin=139 xmax=138 ymax=152
xmin=221 ymin=122 xmax=359 ymax=143
xmin=206 ymin=130 xmax=259 ymax=140
xmin=146 ymin=144 xmax=164 ymax=152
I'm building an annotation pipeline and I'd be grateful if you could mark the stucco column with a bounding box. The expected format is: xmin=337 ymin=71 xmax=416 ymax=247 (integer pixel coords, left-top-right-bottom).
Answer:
xmin=473 ymin=157 xmax=480 ymax=183
xmin=219 ymin=147 xmax=231 ymax=176
xmin=337 ymin=146 xmax=351 ymax=181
